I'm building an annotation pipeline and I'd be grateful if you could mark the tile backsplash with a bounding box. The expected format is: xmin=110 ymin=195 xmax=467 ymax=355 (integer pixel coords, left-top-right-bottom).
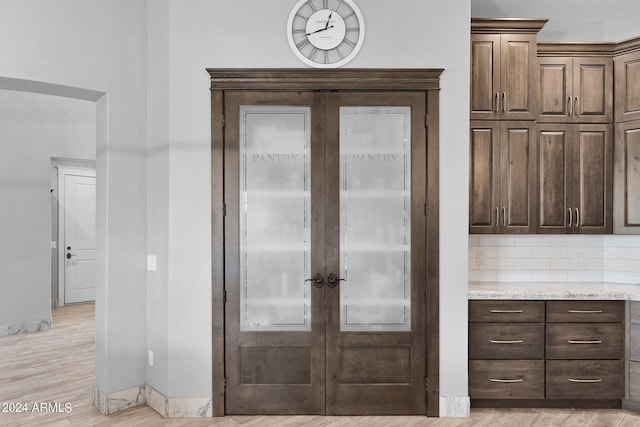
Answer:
xmin=469 ymin=235 xmax=640 ymax=284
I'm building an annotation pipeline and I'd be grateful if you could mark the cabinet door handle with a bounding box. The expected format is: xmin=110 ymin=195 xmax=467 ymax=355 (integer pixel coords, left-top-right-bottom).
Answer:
xmin=502 ymin=206 xmax=506 ymax=227
xmin=568 ymin=96 xmax=573 ymax=116
xmin=495 ymin=92 xmax=500 ymax=113
xmin=575 ymin=208 xmax=580 ymax=227
xmin=502 ymin=92 xmax=506 ymax=112
xmin=568 ymin=378 xmax=602 ymax=383
xmin=574 ymin=96 xmax=579 ymax=116
xmin=490 ymin=378 xmax=524 ymax=383
xmin=568 ymin=310 xmax=603 ymax=314
xmin=568 ymin=208 xmax=573 ymax=227
xmin=489 ymin=340 xmax=524 ymax=344
xmin=495 ymin=206 xmax=499 ymax=227
xmin=568 ymin=340 xmax=602 ymax=344
xmin=490 ymin=309 xmax=524 ymax=313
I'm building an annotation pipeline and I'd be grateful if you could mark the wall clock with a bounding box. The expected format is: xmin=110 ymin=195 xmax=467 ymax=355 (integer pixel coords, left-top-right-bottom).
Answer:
xmin=287 ymin=0 xmax=365 ymax=68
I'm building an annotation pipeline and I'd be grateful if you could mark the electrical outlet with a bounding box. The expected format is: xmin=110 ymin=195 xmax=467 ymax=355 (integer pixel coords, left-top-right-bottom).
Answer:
xmin=148 ymin=350 xmax=154 ymax=366
xmin=476 ymin=250 xmax=486 ymax=266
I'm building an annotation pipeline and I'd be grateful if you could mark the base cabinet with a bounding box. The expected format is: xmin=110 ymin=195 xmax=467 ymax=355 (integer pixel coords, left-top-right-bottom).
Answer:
xmin=469 ymin=300 xmax=625 ymax=406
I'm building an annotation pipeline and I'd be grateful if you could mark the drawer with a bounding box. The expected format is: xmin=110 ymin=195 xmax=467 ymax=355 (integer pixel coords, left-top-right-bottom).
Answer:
xmin=546 ymin=323 xmax=624 ymax=359
xmin=546 ymin=301 xmax=624 ymax=323
xmin=469 ymin=360 xmax=544 ymax=399
xmin=469 ymin=323 xmax=544 ymax=359
xmin=469 ymin=300 xmax=545 ymax=322
xmin=546 ymin=360 xmax=623 ymax=399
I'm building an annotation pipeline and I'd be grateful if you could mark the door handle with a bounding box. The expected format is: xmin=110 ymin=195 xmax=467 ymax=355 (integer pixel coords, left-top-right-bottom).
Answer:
xmin=305 ymin=273 xmax=324 ymax=288
xmin=568 ymin=208 xmax=572 ymax=227
xmin=66 ymin=252 xmax=75 ymax=259
xmin=327 ymin=273 xmax=345 ymax=288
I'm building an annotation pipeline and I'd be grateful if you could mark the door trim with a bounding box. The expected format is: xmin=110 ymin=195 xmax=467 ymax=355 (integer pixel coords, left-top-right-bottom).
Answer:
xmin=209 ymin=68 xmax=442 ymax=417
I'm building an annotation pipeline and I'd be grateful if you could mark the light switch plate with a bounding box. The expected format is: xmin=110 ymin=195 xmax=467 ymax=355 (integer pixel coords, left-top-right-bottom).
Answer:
xmin=147 ymin=255 xmax=157 ymax=272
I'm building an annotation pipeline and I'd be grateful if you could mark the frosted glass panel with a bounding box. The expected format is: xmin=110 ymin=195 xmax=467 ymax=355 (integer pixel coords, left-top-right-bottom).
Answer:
xmin=239 ymin=106 xmax=311 ymax=331
xmin=340 ymin=106 xmax=411 ymax=332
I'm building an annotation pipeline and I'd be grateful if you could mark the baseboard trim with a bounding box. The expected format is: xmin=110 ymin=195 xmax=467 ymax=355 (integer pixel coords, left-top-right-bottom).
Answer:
xmin=93 ymin=385 xmax=146 ymax=415
xmin=145 ymin=385 xmax=212 ymax=418
xmin=439 ymin=396 xmax=470 ymax=417
xmin=0 ymin=317 xmax=52 ymax=337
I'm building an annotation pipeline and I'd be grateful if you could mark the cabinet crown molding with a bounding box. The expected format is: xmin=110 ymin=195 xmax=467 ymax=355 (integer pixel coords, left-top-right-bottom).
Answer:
xmin=538 ymin=42 xmax=615 ymax=57
xmin=615 ymin=36 xmax=640 ymax=56
xmin=471 ymin=18 xmax=548 ymax=34
xmin=207 ymin=68 xmax=443 ymax=91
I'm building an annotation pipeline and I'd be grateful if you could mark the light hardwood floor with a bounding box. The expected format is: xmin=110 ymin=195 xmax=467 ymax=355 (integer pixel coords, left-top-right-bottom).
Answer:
xmin=2 ymin=304 xmax=640 ymax=426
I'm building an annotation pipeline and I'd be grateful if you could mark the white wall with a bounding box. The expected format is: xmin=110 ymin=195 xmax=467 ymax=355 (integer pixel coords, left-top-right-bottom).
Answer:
xmin=0 ymin=0 xmax=148 ymax=394
xmin=0 ymin=91 xmax=95 ymax=327
xmin=471 ymin=0 xmax=640 ymax=42
xmin=155 ymin=0 xmax=471 ymax=404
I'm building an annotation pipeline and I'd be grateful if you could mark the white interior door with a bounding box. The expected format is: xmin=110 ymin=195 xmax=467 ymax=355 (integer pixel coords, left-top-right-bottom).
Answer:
xmin=62 ymin=173 xmax=96 ymax=304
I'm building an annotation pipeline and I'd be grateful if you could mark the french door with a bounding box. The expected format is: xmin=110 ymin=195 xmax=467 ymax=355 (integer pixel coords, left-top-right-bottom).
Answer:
xmin=224 ymin=90 xmax=427 ymax=415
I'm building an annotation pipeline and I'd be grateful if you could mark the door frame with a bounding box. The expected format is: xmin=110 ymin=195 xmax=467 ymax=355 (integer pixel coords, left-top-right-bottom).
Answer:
xmin=209 ymin=68 xmax=443 ymax=417
xmin=56 ymin=165 xmax=96 ymax=307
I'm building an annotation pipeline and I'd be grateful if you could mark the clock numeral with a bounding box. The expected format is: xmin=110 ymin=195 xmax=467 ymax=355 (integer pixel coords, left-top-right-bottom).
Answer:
xmin=345 ymin=27 xmax=359 ymax=33
xmin=342 ymin=38 xmax=357 ymax=48
xmin=295 ymin=11 xmax=311 ymax=20
xmin=296 ymin=39 xmax=311 ymax=50
xmin=323 ymin=0 xmax=328 ymax=8
xmin=306 ymin=0 xmax=317 ymax=12
xmin=292 ymin=28 xmax=307 ymax=34
xmin=336 ymin=46 xmax=345 ymax=60
xmin=343 ymin=11 xmax=355 ymax=20
xmin=323 ymin=50 xmax=329 ymax=64
xmin=309 ymin=47 xmax=319 ymax=60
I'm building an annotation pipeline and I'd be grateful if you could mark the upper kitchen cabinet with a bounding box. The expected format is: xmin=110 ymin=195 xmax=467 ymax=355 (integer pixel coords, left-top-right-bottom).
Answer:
xmin=537 ymin=123 xmax=613 ymax=234
xmin=538 ymin=44 xmax=613 ymax=124
xmin=615 ymin=37 xmax=640 ymax=123
xmin=470 ymin=120 xmax=536 ymax=234
xmin=470 ymin=19 xmax=547 ymax=121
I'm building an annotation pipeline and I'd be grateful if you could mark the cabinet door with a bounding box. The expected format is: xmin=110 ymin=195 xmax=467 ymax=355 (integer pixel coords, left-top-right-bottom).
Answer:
xmin=471 ymin=35 xmax=501 ymax=120
xmin=470 ymin=121 xmax=499 ymax=233
xmin=572 ymin=124 xmax=613 ymax=234
xmin=500 ymin=121 xmax=535 ymax=233
xmin=614 ymin=121 xmax=640 ymax=233
xmin=501 ymin=34 xmax=538 ymax=120
xmin=615 ymin=51 xmax=640 ymax=122
xmin=539 ymin=56 xmax=572 ymax=123
xmin=537 ymin=124 xmax=572 ymax=233
xmin=573 ymin=57 xmax=612 ymax=123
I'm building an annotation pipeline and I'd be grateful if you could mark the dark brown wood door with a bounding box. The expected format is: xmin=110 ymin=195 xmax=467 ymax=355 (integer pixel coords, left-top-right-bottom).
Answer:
xmin=471 ymin=34 xmax=501 ymax=120
xmin=573 ymin=57 xmax=612 ymax=123
xmin=224 ymin=91 xmax=427 ymax=415
xmin=539 ymin=56 xmax=572 ymax=123
xmin=572 ymin=124 xmax=612 ymax=233
xmin=536 ymin=123 xmax=612 ymax=234
xmin=469 ymin=121 xmax=534 ymax=234
xmin=500 ymin=35 xmax=538 ymax=121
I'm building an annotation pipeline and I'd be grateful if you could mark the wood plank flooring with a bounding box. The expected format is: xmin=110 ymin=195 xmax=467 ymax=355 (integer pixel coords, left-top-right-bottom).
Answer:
xmin=2 ymin=304 xmax=640 ymax=426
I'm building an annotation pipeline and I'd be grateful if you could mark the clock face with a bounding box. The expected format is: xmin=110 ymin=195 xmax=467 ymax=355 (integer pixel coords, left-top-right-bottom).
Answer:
xmin=287 ymin=0 xmax=365 ymax=68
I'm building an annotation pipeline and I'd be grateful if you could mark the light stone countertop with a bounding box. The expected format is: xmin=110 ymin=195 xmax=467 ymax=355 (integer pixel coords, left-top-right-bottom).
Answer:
xmin=469 ymin=281 xmax=640 ymax=300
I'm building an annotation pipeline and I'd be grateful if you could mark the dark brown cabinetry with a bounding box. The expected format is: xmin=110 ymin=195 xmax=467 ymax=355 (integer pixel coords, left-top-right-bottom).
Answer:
xmin=469 ymin=300 xmax=625 ymax=406
xmin=468 ymin=300 xmax=545 ymax=400
xmin=470 ymin=19 xmax=546 ymax=121
xmin=626 ymin=302 xmax=640 ymax=409
xmin=614 ymin=40 xmax=640 ymax=234
xmin=536 ymin=123 xmax=613 ymax=234
xmin=538 ymin=53 xmax=613 ymax=124
xmin=470 ymin=121 xmax=536 ymax=234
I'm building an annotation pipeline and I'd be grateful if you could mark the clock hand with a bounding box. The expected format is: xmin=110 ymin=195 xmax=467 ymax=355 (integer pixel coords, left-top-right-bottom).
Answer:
xmin=306 ymin=25 xmax=334 ymax=36
xmin=324 ymin=11 xmax=332 ymax=30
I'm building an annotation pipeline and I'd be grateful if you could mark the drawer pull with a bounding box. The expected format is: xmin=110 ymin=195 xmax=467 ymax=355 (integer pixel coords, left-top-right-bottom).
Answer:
xmin=489 ymin=309 xmax=524 ymax=314
xmin=489 ymin=340 xmax=524 ymax=344
xmin=490 ymin=378 xmax=524 ymax=383
xmin=568 ymin=340 xmax=602 ymax=345
xmin=568 ymin=378 xmax=603 ymax=383
xmin=567 ymin=310 xmax=603 ymax=314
